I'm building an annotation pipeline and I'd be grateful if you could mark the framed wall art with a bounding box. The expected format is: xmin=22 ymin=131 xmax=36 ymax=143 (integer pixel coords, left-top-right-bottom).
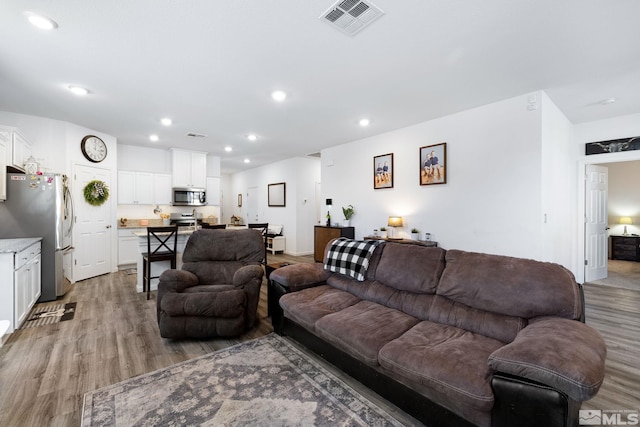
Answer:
xmin=420 ymin=142 xmax=446 ymax=185
xmin=373 ymin=153 xmax=394 ymax=189
xmin=268 ymin=182 xmax=286 ymax=207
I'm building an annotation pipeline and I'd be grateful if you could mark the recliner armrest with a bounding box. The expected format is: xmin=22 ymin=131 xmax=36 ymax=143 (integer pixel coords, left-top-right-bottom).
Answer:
xmin=488 ymin=317 xmax=606 ymax=401
xmin=270 ymin=263 xmax=332 ymax=292
xmin=233 ymin=264 xmax=264 ymax=287
xmin=158 ymin=269 xmax=199 ymax=293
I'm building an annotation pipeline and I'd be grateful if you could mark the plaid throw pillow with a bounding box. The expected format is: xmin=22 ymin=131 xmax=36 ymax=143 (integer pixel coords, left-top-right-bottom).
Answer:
xmin=324 ymin=238 xmax=383 ymax=281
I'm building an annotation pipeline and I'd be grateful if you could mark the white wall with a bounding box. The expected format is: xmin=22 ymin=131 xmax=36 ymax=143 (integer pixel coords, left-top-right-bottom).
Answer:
xmin=603 ymin=161 xmax=640 ymax=236
xmin=232 ymin=157 xmax=321 ymax=255
xmin=322 ymin=92 xmax=549 ymax=260
xmin=540 ymin=92 xmax=577 ymax=271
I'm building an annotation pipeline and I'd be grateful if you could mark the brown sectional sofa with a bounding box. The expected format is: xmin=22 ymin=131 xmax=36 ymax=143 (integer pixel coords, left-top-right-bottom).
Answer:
xmin=270 ymin=239 xmax=606 ymax=427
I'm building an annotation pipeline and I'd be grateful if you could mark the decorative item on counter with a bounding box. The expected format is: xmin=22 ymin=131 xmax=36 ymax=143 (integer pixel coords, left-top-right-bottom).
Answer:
xmin=83 ymin=180 xmax=109 ymax=206
xmin=140 ymin=219 xmax=149 ymax=226
xmin=230 ymin=215 xmax=242 ymax=226
xmin=160 ymin=213 xmax=170 ymax=226
xmin=342 ymin=205 xmax=354 ymax=226
xmin=120 ymin=218 xmax=128 ymax=226
xmin=411 ymin=228 xmax=419 ymax=240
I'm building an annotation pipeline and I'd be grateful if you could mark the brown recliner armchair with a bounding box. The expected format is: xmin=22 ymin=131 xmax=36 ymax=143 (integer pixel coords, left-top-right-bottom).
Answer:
xmin=156 ymin=229 xmax=265 ymax=339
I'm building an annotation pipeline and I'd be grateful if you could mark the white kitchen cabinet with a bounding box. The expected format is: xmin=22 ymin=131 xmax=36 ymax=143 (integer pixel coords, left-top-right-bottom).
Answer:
xmin=0 ymin=126 xmax=32 ymax=173
xmin=171 ymin=148 xmax=207 ymax=188
xmin=118 ymin=228 xmax=143 ymax=266
xmin=0 ymin=239 xmax=42 ymax=335
xmin=118 ymin=171 xmax=154 ymax=204
xmin=154 ymin=173 xmax=172 ymax=205
xmin=206 ymin=177 xmax=221 ymax=206
xmin=0 ymin=131 xmax=7 ymax=201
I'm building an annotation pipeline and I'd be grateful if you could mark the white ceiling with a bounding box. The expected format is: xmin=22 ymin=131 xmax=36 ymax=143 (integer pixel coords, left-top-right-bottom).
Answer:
xmin=1 ymin=0 xmax=639 ymax=174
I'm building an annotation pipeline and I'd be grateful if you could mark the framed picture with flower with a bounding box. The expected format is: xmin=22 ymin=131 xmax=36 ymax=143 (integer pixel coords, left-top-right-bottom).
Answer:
xmin=420 ymin=143 xmax=446 ymax=185
xmin=373 ymin=153 xmax=393 ymax=189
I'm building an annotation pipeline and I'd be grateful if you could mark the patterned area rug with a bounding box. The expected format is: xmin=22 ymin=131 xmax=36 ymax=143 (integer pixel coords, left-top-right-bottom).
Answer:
xmin=22 ymin=302 xmax=76 ymax=329
xmin=81 ymin=334 xmax=404 ymax=426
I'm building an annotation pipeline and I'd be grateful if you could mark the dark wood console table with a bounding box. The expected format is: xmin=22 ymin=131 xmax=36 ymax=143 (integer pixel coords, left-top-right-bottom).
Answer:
xmin=314 ymin=225 xmax=355 ymax=262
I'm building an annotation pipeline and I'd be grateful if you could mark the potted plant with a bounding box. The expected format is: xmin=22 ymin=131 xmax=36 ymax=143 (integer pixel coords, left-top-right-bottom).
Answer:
xmin=379 ymin=226 xmax=387 ymax=239
xmin=342 ymin=205 xmax=355 ymax=226
xmin=411 ymin=228 xmax=420 ymax=240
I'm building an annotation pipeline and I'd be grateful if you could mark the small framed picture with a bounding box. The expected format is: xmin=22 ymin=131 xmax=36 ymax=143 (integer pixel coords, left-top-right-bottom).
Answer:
xmin=373 ymin=153 xmax=394 ymax=189
xmin=420 ymin=143 xmax=446 ymax=185
xmin=237 ymin=194 xmax=242 ymax=207
xmin=268 ymin=182 xmax=286 ymax=207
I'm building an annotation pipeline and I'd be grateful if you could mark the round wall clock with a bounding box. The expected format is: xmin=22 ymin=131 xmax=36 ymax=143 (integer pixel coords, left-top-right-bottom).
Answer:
xmin=81 ymin=135 xmax=107 ymax=163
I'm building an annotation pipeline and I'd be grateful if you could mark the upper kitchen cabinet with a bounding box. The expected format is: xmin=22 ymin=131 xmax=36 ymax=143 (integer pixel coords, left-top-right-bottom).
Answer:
xmin=0 ymin=126 xmax=33 ymax=173
xmin=154 ymin=173 xmax=172 ymax=205
xmin=0 ymin=131 xmax=7 ymax=201
xmin=118 ymin=170 xmax=154 ymax=204
xmin=206 ymin=177 xmax=221 ymax=206
xmin=171 ymin=148 xmax=207 ymax=188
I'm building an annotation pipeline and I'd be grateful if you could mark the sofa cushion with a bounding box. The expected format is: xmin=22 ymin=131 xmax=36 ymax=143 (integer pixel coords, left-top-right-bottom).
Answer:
xmin=279 ymin=285 xmax=361 ymax=332
xmin=160 ymin=289 xmax=246 ymax=317
xmin=379 ymin=320 xmax=503 ymax=413
xmin=315 ymin=300 xmax=420 ymax=366
xmin=324 ymin=238 xmax=383 ymax=281
xmin=375 ymin=244 xmax=446 ymax=294
xmin=437 ymin=250 xmax=582 ymax=320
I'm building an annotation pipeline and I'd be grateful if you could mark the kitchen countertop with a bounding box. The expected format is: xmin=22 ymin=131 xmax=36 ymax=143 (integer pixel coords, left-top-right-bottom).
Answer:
xmin=0 ymin=237 xmax=43 ymax=253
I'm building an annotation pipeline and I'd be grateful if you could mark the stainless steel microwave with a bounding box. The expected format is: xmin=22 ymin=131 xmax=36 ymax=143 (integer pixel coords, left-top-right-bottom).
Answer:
xmin=172 ymin=187 xmax=206 ymax=206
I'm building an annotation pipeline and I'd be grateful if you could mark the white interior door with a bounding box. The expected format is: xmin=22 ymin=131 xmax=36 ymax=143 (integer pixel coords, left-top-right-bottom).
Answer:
xmin=585 ymin=164 xmax=608 ymax=282
xmin=246 ymin=186 xmax=259 ymax=224
xmin=73 ymin=165 xmax=112 ymax=281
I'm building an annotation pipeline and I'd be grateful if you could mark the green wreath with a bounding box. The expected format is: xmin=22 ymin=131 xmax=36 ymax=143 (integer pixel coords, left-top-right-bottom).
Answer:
xmin=83 ymin=180 xmax=110 ymax=206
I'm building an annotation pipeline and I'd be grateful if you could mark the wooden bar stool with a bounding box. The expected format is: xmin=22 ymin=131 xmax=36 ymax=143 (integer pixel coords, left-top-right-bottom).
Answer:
xmin=142 ymin=225 xmax=178 ymax=300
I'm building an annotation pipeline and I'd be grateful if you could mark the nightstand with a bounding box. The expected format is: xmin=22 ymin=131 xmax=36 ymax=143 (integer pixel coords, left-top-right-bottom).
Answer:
xmin=611 ymin=235 xmax=640 ymax=261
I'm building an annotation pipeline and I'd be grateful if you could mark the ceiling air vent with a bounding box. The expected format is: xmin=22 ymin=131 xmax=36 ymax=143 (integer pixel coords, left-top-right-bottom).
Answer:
xmin=320 ymin=0 xmax=384 ymax=36
xmin=186 ymin=133 xmax=206 ymax=138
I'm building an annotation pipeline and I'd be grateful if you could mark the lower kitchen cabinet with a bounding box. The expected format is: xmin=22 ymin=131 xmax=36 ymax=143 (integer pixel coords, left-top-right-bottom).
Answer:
xmin=118 ymin=228 xmax=144 ymax=267
xmin=0 ymin=239 xmax=42 ymax=335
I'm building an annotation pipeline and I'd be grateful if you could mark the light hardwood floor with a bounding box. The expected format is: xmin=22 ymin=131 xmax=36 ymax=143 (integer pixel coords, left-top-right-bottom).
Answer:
xmin=0 ymin=254 xmax=637 ymax=426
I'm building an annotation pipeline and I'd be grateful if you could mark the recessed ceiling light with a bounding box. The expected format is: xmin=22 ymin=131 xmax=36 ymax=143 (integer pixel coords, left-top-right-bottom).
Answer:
xmin=149 ymin=134 xmax=159 ymax=142
xmin=244 ymin=158 xmax=250 ymax=164
xmin=68 ymin=85 xmax=89 ymax=96
xmin=359 ymin=118 xmax=370 ymax=127
xmin=24 ymin=12 xmax=58 ymax=30
xmin=247 ymin=134 xmax=258 ymax=141
xmin=271 ymin=90 xmax=287 ymax=102
xmin=160 ymin=118 xmax=172 ymax=126
xmin=224 ymin=146 xmax=232 ymax=152
xmin=600 ymin=98 xmax=616 ymax=105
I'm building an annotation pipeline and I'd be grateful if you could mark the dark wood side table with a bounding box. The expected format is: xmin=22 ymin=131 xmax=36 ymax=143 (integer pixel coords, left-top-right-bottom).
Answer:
xmin=266 ymin=262 xmax=294 ymax=319
xmin=314 ymin=225 xmax=355 ymax=262
xmin=363 ymin=236 xmax=438 ymax=247
xmin=611 ymin=235 xmax=640 ymax=261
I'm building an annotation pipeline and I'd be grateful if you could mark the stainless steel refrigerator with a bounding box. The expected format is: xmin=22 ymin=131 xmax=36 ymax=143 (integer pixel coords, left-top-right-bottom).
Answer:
xmin=0 ymin=173 xmax=74 ymax=301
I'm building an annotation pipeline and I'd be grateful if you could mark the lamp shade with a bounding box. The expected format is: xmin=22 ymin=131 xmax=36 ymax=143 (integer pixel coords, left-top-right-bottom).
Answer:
xmin=620 ymin=217 xmax=632 ymax=225
xmin=388 ymin=216 xmax=403 ymax=227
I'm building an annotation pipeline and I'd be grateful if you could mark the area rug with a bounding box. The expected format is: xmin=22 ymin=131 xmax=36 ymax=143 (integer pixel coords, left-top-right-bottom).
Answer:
xmin=22 ymin=302 xmax=76 ymax=329
xmin=81 ymin=334 xmax=404 ymax=426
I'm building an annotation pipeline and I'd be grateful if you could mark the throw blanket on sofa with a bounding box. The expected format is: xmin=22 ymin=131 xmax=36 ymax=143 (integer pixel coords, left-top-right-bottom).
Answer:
xmin=324 ymin=238 xmax=382 ymax=281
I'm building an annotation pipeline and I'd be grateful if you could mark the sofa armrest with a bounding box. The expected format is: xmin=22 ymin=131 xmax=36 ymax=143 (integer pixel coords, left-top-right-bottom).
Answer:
xmin=233 ymin=264 xmax=264 ymax=287
xmin=270 ymin=263 xmax=332 ymax=292
xmin=488 ymin=317 xmax=606 ymax=401
xmin=158 ymin=269 xmax=199 ymax=293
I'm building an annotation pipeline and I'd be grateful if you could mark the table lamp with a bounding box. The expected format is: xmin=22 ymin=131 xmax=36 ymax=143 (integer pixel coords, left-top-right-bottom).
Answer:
xmin=620 ymin=217 xmax=632 ymax=235
xmin=387 ymin=216 xmax=403 ymax=239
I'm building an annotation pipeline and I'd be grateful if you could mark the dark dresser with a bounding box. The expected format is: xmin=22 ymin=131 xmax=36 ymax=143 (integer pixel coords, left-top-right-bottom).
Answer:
xmin=611 ymin=235 xmax=640 ymax=261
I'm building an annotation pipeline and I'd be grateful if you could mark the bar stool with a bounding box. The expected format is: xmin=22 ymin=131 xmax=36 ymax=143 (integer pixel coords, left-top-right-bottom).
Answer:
xmin=142 ymin=225 xmax=178 ymax=300
xmin=248 ymin=223 xmax=268 ymax=267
